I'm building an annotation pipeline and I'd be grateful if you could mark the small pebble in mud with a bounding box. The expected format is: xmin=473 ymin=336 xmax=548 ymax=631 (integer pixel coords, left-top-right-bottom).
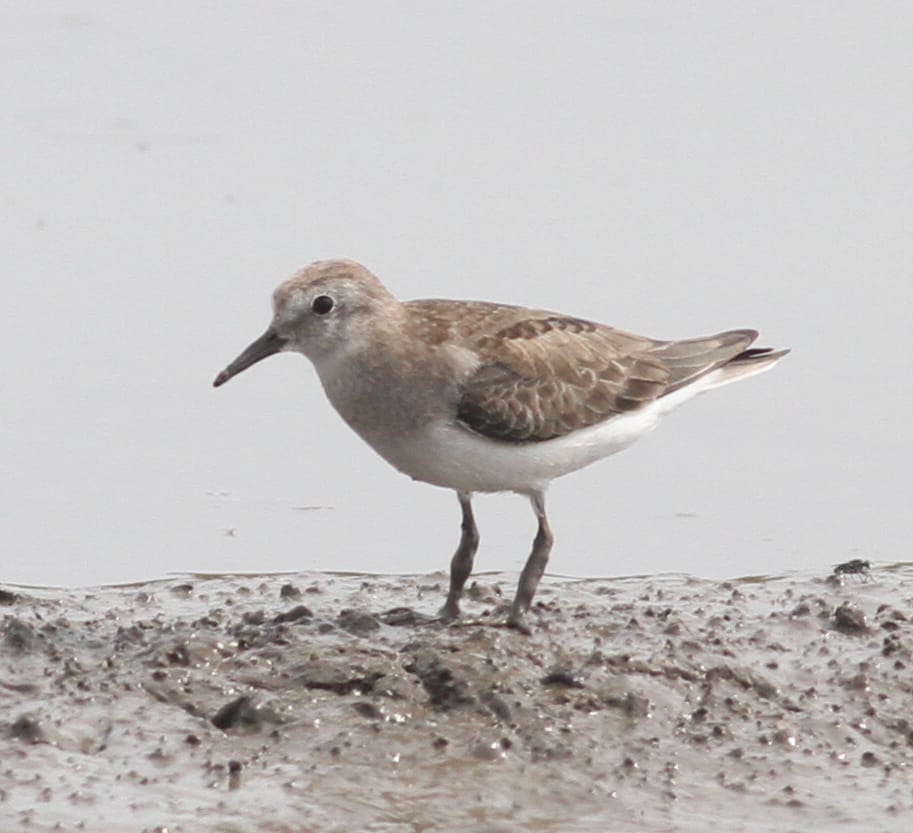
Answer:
xmin=163 ymin=642 xmax=191 ymax=666
xmin=479 ymin=687 xmax=512 ymax=722
xmin=405 ymin=654 xmax=473 ymax=710
xmin=541 ymin=667 xmax=586 ymax=689
xmin=845 ymin=673 xmax=869 ymax=692
xmin=337 ymin=609 xmax=380 ymax=634
xmin=352 ymin=701 xmax=384 ymax=720
xmin=170 ymin=583 xmax=194 ymax=598
xmin=0 ymin=588 xmax=18 ymax=605
xmin=3 ymin=618 xmax=37 ymax=653
xmin=272 ymin=604 xmax=313 ymax=623
xmin=279 ymin=583 xmax=302 ymax=600
xmin=296 ymin=659 xmax=384 ymax=695
xmin=212 ymin=696 xmax=262 ymax=731
xmin=242 ymin=609 xmax=266 ymax=625
xmin=377 ymin=607 xmax=435 ymax=626
xmin=833 ymin=602 xmax=868 ymax=634
xmin=9 ymin=714 xmax=47 ymax=744
xmin=466 ymin=581 xmax=501 ymax=602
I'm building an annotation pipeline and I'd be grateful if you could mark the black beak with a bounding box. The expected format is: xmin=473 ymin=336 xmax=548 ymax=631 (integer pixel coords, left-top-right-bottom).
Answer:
xmin=213 ymin=327 xmax=287 ymax=387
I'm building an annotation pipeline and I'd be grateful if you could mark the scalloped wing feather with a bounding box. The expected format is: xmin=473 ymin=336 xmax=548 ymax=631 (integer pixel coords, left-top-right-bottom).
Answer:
xmin=455 ymin=317 xmax=759 ymax=442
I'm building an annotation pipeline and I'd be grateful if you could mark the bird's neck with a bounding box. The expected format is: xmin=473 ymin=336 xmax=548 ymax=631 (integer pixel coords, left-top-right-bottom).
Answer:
xmin=315 ymin=324 xmax=452 ymax=441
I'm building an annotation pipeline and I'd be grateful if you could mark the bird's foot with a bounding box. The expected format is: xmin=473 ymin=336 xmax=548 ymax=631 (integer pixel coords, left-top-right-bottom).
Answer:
xmin=437 ymin=599 xmax=461 ymax=624
xmin=505 ymin=609 xmax=533 ymax=635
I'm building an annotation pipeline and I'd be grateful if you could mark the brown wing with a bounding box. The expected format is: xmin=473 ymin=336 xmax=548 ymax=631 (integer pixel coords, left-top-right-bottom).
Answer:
xmin=452 ymin=311 xmax=757 ymax=442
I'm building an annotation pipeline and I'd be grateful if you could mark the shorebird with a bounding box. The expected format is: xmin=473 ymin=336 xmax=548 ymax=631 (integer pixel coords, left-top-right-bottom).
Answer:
xmin=214 ymin=259 xmax=787 ymax=631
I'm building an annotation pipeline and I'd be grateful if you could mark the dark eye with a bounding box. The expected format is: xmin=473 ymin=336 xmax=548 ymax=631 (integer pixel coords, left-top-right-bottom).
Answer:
xmin=312 ymin=295 xmax=334 ymax=315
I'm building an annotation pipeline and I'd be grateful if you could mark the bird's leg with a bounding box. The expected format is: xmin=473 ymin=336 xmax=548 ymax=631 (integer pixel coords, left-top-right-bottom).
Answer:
xmin=440 ymin=491 xmax=479 ymax=621
xmin=507 ymin=491 xmax=553 ymax=632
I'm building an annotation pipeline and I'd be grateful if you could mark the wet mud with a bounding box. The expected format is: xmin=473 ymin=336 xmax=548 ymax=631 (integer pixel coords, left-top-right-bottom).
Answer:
xmin=2 ymin=565 xmax=912 ymax=832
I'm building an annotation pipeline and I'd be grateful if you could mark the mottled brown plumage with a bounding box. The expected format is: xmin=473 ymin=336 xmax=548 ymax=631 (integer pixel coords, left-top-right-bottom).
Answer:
xmin=404 ymin=299 xmax=779 ymax=443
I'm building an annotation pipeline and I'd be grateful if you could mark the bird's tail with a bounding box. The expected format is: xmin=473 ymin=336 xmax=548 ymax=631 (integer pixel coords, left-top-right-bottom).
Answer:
xmin=649 ymin=329 xmax=789 ymax=396
xmin=702 ymin=344 xmax=790 ymax=390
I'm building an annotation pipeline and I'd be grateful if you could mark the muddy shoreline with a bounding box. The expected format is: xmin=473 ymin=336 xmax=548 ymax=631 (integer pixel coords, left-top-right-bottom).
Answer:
xmin=2 ymin=565 xmax=912 ymax=832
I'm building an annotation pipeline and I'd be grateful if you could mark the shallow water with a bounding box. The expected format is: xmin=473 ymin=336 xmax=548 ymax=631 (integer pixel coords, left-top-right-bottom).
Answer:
xmin=2 ymin=565 xmax=911 ymax=832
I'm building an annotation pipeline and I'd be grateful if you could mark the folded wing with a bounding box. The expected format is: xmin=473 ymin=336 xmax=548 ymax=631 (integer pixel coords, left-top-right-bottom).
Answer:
xmin=456 ymin=316 xmax=765 ymax=442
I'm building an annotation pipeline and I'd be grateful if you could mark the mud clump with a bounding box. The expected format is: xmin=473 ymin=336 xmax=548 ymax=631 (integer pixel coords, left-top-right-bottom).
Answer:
xmin=271 ymin=603 xmax=313 ymax=623
xmin=1 ymin=566 xmax=911 ymax=832
xmin=295 ymin=658 xmax=387 ymax=695
xmin=405 ymin=653 xmax=474 ymax=710
xmin=3 ymin=616 xmax=40 ymax=653
xmin=833 ymin=601 xmax=869 ymax=633
xmin=279 ymin=583 xmax=302 ymax=600
xmin=7 ymin=714 xmax=48 ymax=744
xmin=211 ymin=696 xmax=263 ymax=731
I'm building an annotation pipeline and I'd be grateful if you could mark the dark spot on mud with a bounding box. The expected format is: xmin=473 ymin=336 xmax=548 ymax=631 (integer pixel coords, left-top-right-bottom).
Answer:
xmin=478 ymin=687 xmax=512 ymax=722
xmin=3 ymin=617 xmax=38 ymax=653
xmin=378 ymin=606 xmax=435 ymax=626
xmin=352 ymin=701 xmax=384 ymax=720
xmin=296 ymin=659 xmax=385 ymax=695
xmin=876 ymin=606 xmax=907 ymax=632
xmin=212 ymin=696 xmax=262 ymax=731
xmin=242 ymin=609 xmax=266 ymax=625
xmin=833 ymin=602 xmax=868 ymax=633
xmin=529 ymin=738 xmax=573 ymax=762
xmin=861 ymin=751 xmax=879 ymax=767
xmin=405 ymin=653 xmax=473 ymax=710
xmin=8 ymin=714 xmax=47 ymax=744
xmin=542 ymin=666 xmax=587 ymax=688
xmin=272 ymin=604 xmax=313 ymax=623
xmin=882 ymin=633 xmax=902 ymax=656
xmin=601 ymin=689 xmax=652 ymax=718
xmin=279 ymin=583 xmax=302 ymax=600
xmin=228 ymin=759 xmax=242 ymax=789
xmin=162 ymin=641 xmax=192 ymax=666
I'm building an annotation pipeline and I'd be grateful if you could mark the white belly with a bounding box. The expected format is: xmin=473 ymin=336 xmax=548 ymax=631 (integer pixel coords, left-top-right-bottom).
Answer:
xmin=359 ymin=368 xmax=730 ymax=494
xmin=364 ymin=405 xmax=659 ymax=494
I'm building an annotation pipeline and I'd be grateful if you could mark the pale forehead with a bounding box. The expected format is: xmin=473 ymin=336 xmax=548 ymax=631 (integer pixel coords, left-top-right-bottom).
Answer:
xmin=272 ymin=259 xmax=386 ymax=308
xmin=273 ymin=273 xmax=332 ymax=308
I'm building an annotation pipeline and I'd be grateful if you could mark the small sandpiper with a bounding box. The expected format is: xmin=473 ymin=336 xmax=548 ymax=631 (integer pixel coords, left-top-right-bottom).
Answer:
xmin=214 ymin=259 xmax=788 ymax=631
